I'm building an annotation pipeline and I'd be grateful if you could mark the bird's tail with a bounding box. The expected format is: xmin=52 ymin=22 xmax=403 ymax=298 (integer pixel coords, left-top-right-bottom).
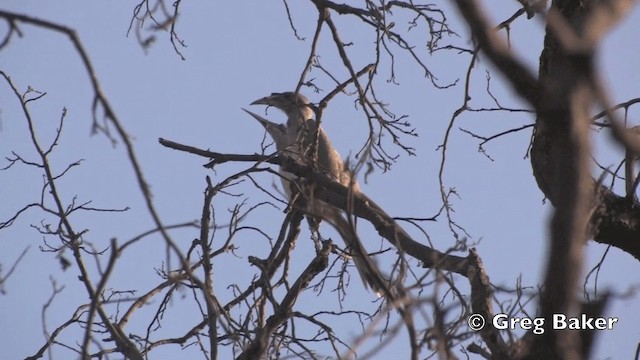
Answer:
xmin=313 ymin=205 xmax=388 ymax=297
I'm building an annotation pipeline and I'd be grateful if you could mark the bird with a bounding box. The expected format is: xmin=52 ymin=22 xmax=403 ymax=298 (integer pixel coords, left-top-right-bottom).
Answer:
xmin=244 ymin=92 xmax=384 ymax=295
xmin=625 ymin=125 xmax=640 ymax=200
xmin=249 ymin=92 xmax=357 ymax=192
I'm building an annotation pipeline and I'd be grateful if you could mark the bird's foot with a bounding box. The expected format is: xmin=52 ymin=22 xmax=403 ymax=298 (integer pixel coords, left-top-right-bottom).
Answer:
xmin=311 ymin=231 xmax=326 ymax=253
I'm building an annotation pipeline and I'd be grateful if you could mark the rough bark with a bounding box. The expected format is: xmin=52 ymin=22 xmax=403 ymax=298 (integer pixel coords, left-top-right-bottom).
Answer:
xmin=532 ymin=1 xmax=640 ymax=262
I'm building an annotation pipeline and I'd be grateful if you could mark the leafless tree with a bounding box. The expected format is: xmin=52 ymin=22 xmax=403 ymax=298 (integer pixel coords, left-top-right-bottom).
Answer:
xmin=1 ymin=1 xmax=639 ymax=359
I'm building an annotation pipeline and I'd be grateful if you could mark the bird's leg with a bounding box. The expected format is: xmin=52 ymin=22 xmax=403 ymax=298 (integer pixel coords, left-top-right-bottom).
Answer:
xmin=306 ymin=216 xmax=324 ymax=252
xmin=288 ymin=179 xmax=324 ymax=251
xmin=284 ymin=191 xmax=299 ymax=214
xmin=301 ymin=180 xmax=325 ymax=252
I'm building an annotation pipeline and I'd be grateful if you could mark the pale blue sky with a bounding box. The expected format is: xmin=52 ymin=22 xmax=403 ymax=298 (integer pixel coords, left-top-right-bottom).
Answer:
xmin=1 ymin=1 xmax=639 ymax=359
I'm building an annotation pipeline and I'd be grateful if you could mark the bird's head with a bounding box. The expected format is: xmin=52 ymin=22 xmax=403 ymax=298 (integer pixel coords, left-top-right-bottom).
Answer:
xmin=250 ymin=92 xmax=315 ymax=121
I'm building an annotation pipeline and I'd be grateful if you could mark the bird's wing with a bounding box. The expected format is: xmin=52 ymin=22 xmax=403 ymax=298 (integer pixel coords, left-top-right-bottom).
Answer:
xmin=310 ymin=127 xmax=360 ymax=191
xmin=301 ymin=127 xmax=343 ymax=182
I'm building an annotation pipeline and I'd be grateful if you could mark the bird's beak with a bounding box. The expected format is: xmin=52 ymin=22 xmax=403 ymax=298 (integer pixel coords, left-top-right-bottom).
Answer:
xmin=250 ymin=94 xmax=276 ymax=106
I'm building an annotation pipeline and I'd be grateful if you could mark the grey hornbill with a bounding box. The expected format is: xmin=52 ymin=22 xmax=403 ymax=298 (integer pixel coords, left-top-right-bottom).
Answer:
xmin=243 ymin=91 xmax=385 ymax=296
